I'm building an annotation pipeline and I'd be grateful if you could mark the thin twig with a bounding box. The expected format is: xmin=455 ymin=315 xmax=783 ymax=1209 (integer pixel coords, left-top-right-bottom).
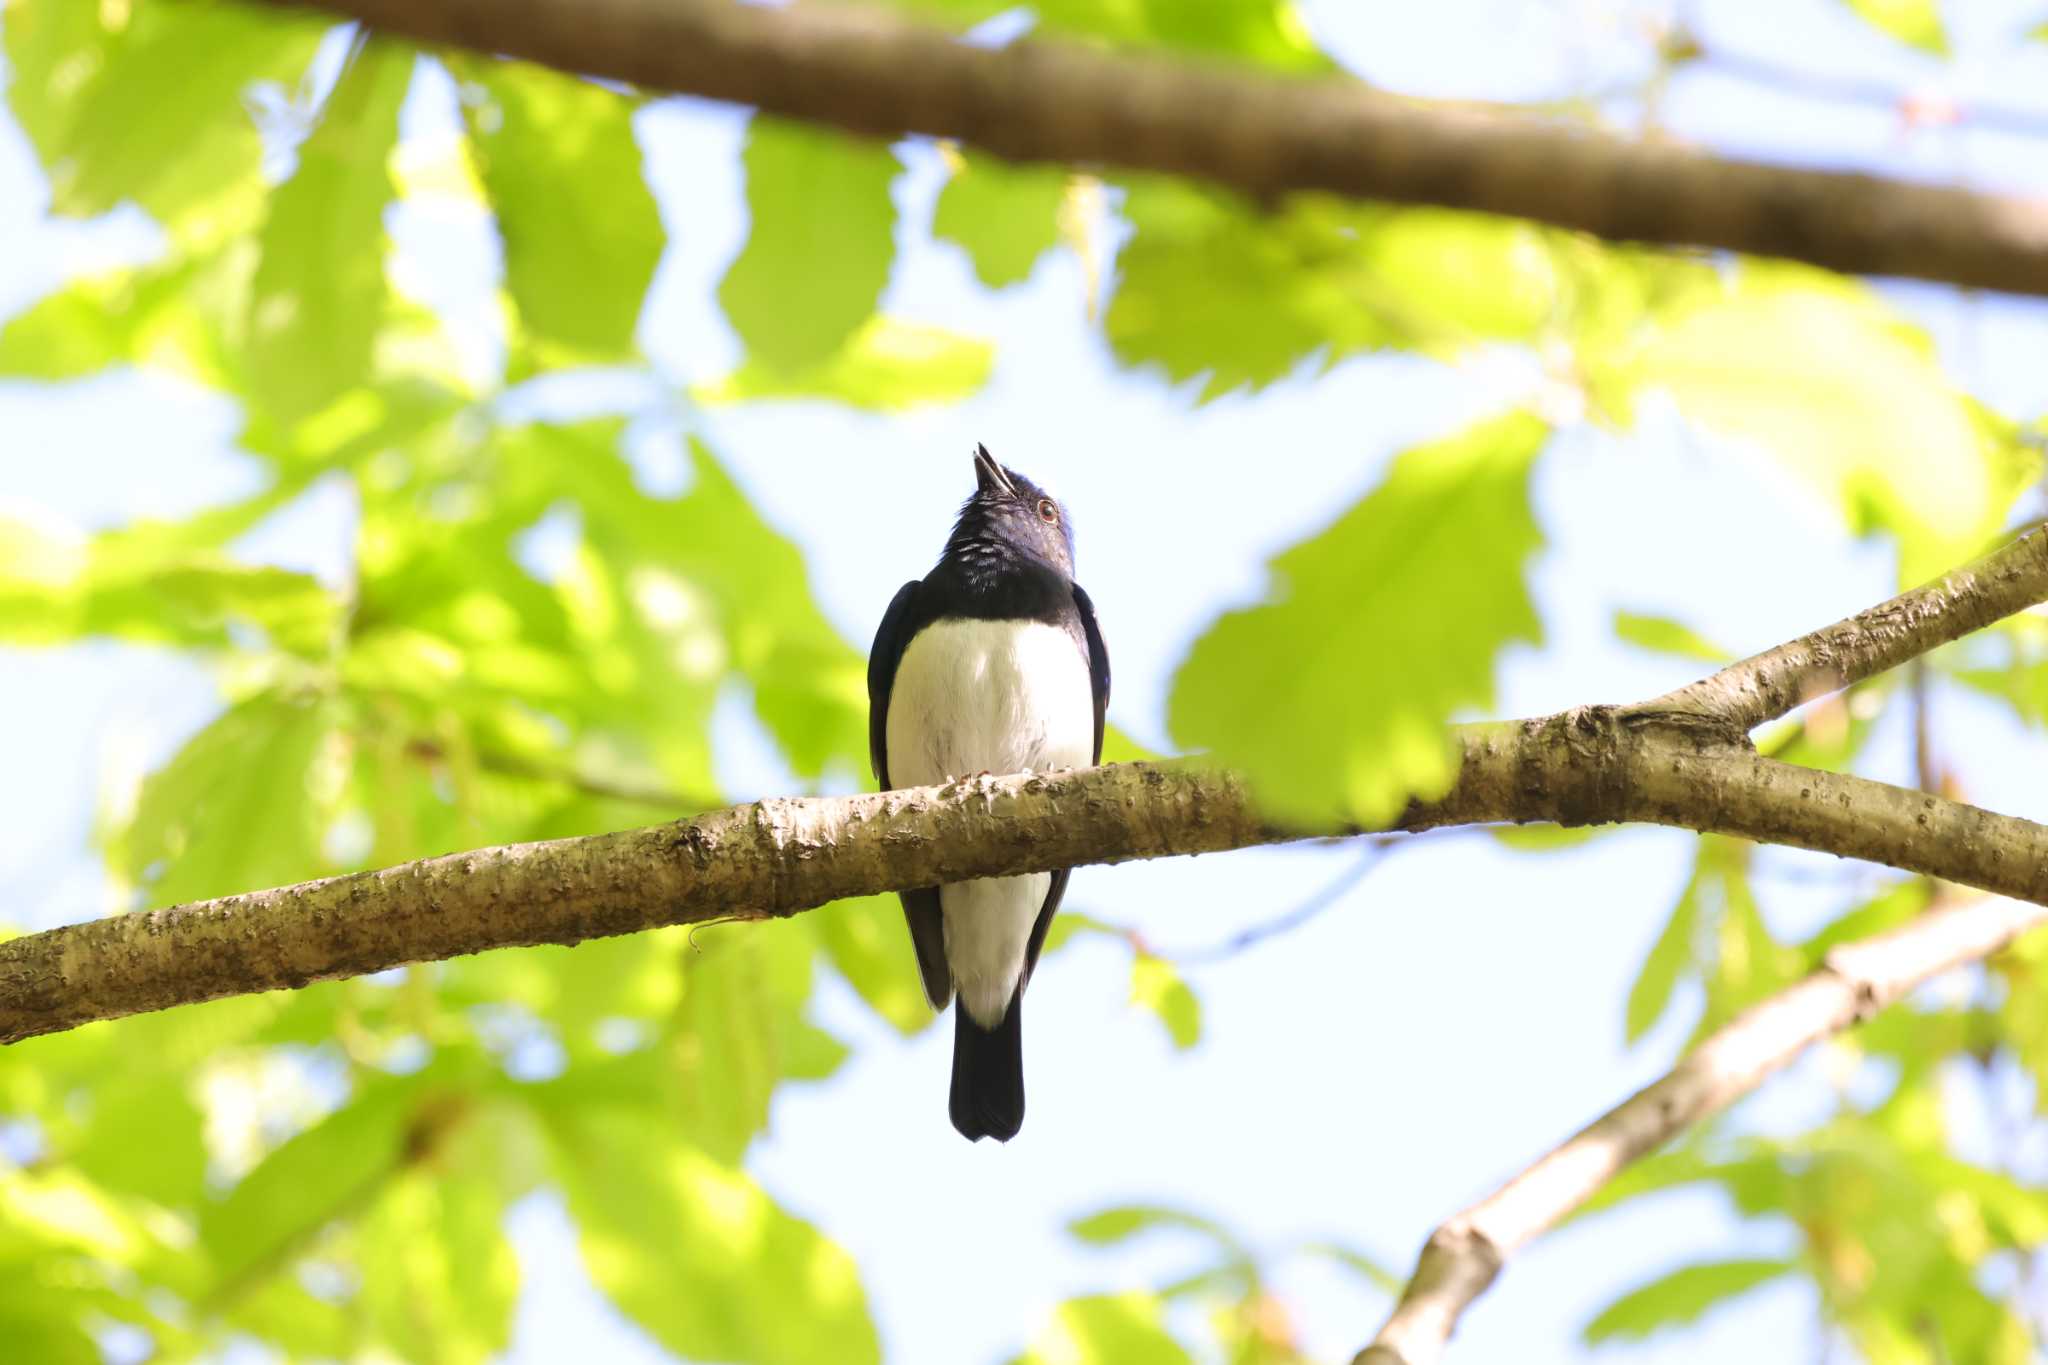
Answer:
xmin=1167 ymin=842 xmax=1392 ymax=964
xmin=402 ymin=736 xmax=719 ymax=813
xmin=1641 ymin=528 xmax=2048 ymax=731
xmin=1699 ymin=43 xmax=2048 ymax=143
xmin=1356 ymin=890 xmax=2048 ymax=1365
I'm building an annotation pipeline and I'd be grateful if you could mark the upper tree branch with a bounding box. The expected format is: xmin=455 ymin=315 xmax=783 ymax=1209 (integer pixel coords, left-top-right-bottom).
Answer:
xmin=267 ymin=0 xmax=2048 ymax=296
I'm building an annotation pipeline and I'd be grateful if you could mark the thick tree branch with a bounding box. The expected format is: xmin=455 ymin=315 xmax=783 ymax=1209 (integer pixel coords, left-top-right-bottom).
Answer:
xmin=8 ymin=702 xmax=2048 ymax=1047
xmin=1354 ymin=888 xmax=2045 ymax=1365
xmin=4 ymin=555 xmax=2048 ymax=1362
xmin=271 ymin=0 xmax=2048 ymax=297
xmin=1 ymin=530 xmax=2044 ymax=1049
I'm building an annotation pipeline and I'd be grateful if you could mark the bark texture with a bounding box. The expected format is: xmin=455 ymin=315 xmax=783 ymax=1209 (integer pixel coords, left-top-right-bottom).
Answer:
xmin=267 ymin=0 xmax=2048 ymax=296
xmin=12 ymin=527 xmax=2048 ymax=1055
xmin=1643 ymin=526 xmax=2048 ymax=730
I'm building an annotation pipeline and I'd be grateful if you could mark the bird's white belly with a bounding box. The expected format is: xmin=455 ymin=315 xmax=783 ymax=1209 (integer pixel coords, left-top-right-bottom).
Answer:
xmin=886 ymin=617 xmax=1094 ymax=1025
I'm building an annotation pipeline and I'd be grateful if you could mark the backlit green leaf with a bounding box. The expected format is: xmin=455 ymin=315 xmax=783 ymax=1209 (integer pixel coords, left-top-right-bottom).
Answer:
xmin=108 ymin=691 xmax=336 ymax=908
xmin=1638 ymin=270 xmax=2026 ymax=581
xmin=719 ymin=119 xmax=897 ymax=372
xmin=0 ymin=254 xmax=222 ymax=382
xmin=1013 ymin=1293 xmax=1196 ymax=1365
xmin=887 ymin=0 xmax=1333 ymax=71
xmin=694 ymin=316 xmax=992 ymax=411
xmin=358 ymin=1161 xmax=518 ymax=1365
xmin=1109 ymin=185 xmax=1558 ymax=398
xmin=1129 ymin=953 xmax=1202 ymax=1050
xmin=6 ymin=0 xmax=327 ymax=232
xmin=1169 ymin=411 xmax=1547 ymax=824
xmin=548 ymin=1107 xmax=880 ymax=1365
xmin=460 ymin=58 xmax=665 ymax=369
xmin=245 ymin=38 xmax=410 ymax=424
xmin=669 ymin=930 xmax=845 ymax=1161
xmin=1614 ymin=610 xmax=1732 ymax=664
xmin=199 ymin=1072 xmax=428 ymax=1287
xmin=1069 ymin=1204 xmax=1236 ymax=1250
xmin=813 ymin=896 xmax=933 ymax=1035
xmin=1838 ymin=0 xmax=1947 ymax=54
xmin=1584 ymin=1258 xmax=1794 ymax=1342
xmin=1626 ymin=860 xmax=1702 ymax=1044
xmin=934 ymin=152 xmax=1067 ymax=288
xmin=1489 ymin=824 xmax=1604 ymax=851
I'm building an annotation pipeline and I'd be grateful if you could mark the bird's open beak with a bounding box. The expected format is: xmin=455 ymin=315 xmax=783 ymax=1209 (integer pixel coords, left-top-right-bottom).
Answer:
xmin=973 ymin=443 xmax=1014 ymax=497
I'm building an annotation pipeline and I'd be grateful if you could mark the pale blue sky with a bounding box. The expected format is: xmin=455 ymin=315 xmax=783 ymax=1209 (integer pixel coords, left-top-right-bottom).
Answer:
xmin=5 ymin=2 xmax=2048 ymax=1363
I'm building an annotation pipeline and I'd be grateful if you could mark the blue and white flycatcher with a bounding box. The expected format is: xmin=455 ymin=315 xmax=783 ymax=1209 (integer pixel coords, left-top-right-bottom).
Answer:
xmin=866 ymin=447 xmax=1111 ymax=1141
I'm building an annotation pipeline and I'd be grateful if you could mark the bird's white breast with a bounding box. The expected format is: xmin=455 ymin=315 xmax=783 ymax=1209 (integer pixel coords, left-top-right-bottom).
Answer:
xmin=886 ymin=617 xmax=1094 ymax=1025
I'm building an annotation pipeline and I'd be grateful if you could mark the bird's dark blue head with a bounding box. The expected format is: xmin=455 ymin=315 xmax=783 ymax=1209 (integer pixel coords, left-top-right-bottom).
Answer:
xmin=939 ymin=445 xmax=1076 ymax=582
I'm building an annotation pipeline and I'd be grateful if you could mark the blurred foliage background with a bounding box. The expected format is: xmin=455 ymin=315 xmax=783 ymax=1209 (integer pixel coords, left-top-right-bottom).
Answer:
xmin=3 ymin=0 xmax=2048 ymax=1362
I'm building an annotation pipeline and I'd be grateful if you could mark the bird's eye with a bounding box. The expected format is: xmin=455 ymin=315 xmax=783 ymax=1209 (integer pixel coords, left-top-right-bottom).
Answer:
xmin=1036 ymin=498 xmax=1059 ymax=525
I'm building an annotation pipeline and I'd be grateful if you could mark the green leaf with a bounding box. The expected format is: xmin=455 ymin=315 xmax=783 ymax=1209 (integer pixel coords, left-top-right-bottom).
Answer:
xmin=1489 ymin=824 xmax=1604 ymax=852
xmin=1626 ymin=861 xmax=1702 ymax=1043
xmin=1693 ymin=844 xmax=1796 ymax=1044
xmin=1838 ymin=0 xmax=1948 ymax=54
xmin=0 ymin=543 xmax=340 ymax=653
xmin=812 ymin=896 xmax=933 ymax=1035
xmin=1638 ymin=270 xmax=2024 ymax=581
xmin=719 ymin=119 xmax=897 ymax=372
xmin=245 ymin=38 xmax=411 ymax=424
xmin=358 ymin=1162 xmax=518 ymax=1365
xmin=1014 ymin=1293 xmax=1196 ymax=1365
xmin=547 ymin=1108 xmax=879 ymax=1365
xmin=1613 ymin=610 xmax=1731 ymax=664
xmin=694 ymin=316 xmax=992 ymax=411
xmin=450 ymin=929 xmax=688 ymax=1052
xmin=6 ymin=0 xmax=328 ymax=232
xmin=0 ymin=253 xmax=219 ymax=382
xmin=1129 ymin=953 xmax=1202 ymax=1050
xmin=934 ymin=152 xmax=1066 ymax=288
xmin=1038 ymin=911 xmax=1127 ymax=958
xmin=1109 ymin=185 xmax=1558 ymax=398
xmin=668 ymin=930 xmax=845 ymax=1161
xmin=1069 ymin=1204 xmax=1235 ymax=1249
xmin=199 ymin=1072 xmax=428 ymax=1287
xmin=460 ymin=58 xmax=665 ymax=369
xmin=1101 ymin=724 xmax=1163 ymax=764
xmin=108 ymin=691 xmax=336 ymax=908
xmin=890 ymin=0 xmax=1333 ymax=71
xmin=0 ymin=1165 xmax=159 ymax=1265
xmin=1800 ymin=878 xmax=1931 ymax=967
xmin=0 ymin=1312 xmax=97 ymax=1365
xmin=1583 ymin=1258 xmax=1794 ymax=1342
xmin=1301 ymin=1240 xmax=1403 ymax=1293
xmin=68 ymin=1071 xmax=208 ymax=1207
xmin=219 ymin=1276 xmax=358 ymax=1360
xmin=1169 ymin=411 xmax=1547 ymax=825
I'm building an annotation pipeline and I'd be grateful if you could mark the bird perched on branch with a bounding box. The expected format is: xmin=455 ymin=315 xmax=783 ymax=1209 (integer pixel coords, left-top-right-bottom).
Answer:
xmin=867 ymin=447 xmax=1110 ymax=1142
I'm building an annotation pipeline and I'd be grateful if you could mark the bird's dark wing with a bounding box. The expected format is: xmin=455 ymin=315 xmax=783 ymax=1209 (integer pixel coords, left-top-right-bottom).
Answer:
xmin=867 ymin=579 xmax=952 ymax=1011
xmin=868 ymin=580 xmax=919 ymax=788
xmin=1072 ymin=583 xmax=1111 ymax=764
xmin=1022 ymin=583 xmax=1112 ymax=989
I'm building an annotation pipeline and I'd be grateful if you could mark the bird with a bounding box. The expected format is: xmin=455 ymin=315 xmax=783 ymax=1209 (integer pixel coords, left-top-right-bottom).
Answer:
xmin=866 ymin=446 xmax=1110 ymax=1142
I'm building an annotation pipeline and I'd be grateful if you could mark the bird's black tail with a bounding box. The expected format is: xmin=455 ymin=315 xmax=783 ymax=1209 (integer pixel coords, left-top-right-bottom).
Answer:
xmin=949 ymin=993 xmax=1024 ymax=1142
